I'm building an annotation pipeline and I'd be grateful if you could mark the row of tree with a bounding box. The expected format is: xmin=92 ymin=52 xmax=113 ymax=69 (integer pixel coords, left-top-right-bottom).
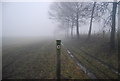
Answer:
xmin=49 ymin=2 xmax=119 ymax=50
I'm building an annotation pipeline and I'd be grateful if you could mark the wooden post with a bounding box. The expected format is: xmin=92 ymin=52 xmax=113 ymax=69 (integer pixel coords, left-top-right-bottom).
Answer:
xmin=56 ymin=40 xmax=61 ymax=80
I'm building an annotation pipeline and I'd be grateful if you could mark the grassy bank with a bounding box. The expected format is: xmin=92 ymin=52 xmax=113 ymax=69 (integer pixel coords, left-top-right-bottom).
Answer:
xmin=62 ymin=34 xmax=118 ymax=79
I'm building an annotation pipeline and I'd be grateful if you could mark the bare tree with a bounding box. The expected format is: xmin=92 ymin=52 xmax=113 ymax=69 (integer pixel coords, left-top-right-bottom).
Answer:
xmin=49 ymin=2 xmax=112 ymax=41
xmin=49 ymin=2 xmax=91 ymax=39
xmin=118 ymin=1 xmax=120 ymax=39
xmin=87 ymin=2 xmax=96 ymax=40
xmin=110 ymin=2 xmax=117 ymax=50
xmin=86 ymin=2 xmax=110 ymax=40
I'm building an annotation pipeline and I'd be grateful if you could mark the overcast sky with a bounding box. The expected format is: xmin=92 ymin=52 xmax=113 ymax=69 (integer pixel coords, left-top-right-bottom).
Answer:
xmin=2 ymin=2 xmax=58 ymax=37
xmin=2 ymin=2 xmax=115 ymax=38
xmin=2 ymin=2 xmax=101 ymax=38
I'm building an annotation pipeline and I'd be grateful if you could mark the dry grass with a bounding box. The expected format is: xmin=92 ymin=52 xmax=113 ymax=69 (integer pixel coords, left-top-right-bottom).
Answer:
xmin=2 ymin=39 xmax=88 ymax=79
xmin=62 ymin=34 xmax=118 ymax=79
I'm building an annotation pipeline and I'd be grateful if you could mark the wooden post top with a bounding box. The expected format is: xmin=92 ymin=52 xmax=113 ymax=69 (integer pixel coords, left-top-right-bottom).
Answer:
xmin=56 ymin=40 xmax=61 ymax=45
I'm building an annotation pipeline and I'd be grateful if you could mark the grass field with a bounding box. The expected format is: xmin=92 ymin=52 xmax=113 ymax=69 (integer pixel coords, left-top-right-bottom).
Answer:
xmin=2 ymin=36 xmax=118 ymax=79
xmin=62 ymin=35 xmax=118 ymax=79
xmin=2 ymin=38 xmax=88 ymax=79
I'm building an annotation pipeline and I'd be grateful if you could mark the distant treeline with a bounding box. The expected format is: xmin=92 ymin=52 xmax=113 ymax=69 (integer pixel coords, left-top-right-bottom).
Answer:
xmin=49 ymin=2 xmax=120 ymax=50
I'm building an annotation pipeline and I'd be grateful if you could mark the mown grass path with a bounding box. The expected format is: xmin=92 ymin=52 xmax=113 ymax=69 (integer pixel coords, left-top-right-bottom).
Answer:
xmin=3 ymin=40 xmax=87 ymax=79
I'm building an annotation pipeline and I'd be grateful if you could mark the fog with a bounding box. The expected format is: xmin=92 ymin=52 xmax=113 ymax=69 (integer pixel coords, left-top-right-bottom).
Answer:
xmin=2 ymin=2 xmax=113 ymax=45
xmin=1 ymin=1 xmax=119 ymax=80
xmin=2 ymin=2 xmax=104 ymax=39
xmin=3 ymin=2 xmax=58 ymax=38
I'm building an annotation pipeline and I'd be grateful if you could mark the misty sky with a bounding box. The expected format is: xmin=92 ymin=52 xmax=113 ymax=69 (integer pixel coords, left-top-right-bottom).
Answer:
xmin=2 ymin=2 xmax=112 ymax=38
xmin=3 ymin=2 xmax=58 ymax=37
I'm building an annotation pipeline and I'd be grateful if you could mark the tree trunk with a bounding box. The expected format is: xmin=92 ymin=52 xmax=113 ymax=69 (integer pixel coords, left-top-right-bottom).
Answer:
xmin=66 ymin=28 xmax=69 ymax=38
xmin=103 ymin=30 xmax=105 ymax=38
xmin=65 ymin=28 xmax=67 ymax=38
xmin=110 ymin=2 xmax=117 ymax=50
xmin=71 ymin=21 xmax=74 ymax=38
xmin=76 ymin=12 xmax=79 ymax=39
xmin=118 ymin=2 xmax=120 ymax=39
xmin=118 ymin=1 xmax=120 ymax=54
xmin=67 ymin=20 xmax=70 ymax=38
xmin=87 ymin=2 xmax=96 ymax=40
xmin=65 ymin=20 xmax=69 ymax=38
